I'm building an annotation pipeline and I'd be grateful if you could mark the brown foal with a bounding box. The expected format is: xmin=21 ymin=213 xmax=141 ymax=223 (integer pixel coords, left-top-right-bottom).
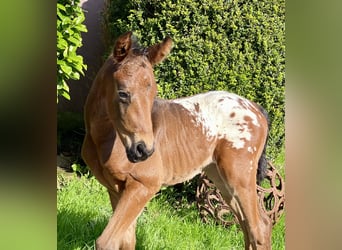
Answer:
xmin=82 ymin=31 xmax=271 ymax=250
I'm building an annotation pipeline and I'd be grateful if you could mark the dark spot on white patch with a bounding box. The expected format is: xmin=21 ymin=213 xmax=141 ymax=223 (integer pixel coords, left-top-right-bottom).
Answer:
xmin=238 ymin=99 xmax=249 ymax=109
xmin=194 ymin=103 xmax=200 ymax=112
xmin=244 ymin=116 xmax=252 ymax=122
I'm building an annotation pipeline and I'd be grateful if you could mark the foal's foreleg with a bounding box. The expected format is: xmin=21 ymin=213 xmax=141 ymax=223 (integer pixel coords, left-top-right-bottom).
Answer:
xmin=96 ymin=176 xmax=159 ymax=250
xmin=106 ymin=191 xmax=137 ymax=249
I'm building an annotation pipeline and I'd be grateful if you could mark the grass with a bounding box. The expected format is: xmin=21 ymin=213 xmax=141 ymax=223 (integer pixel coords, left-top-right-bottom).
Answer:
xmin=57 ymin=176 xmax=110 ymax=250
xmin=57 ymin=153 xmax=285 ymax=250
xmin=136 ymin=194 xmax=245 ymax=250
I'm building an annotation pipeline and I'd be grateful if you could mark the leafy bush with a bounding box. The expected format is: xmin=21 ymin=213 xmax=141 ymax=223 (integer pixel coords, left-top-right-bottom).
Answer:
xmin=103 ymin=0 xmax=284 ymax=159
xmin=57 ymin=0 xmax=87 ymax=102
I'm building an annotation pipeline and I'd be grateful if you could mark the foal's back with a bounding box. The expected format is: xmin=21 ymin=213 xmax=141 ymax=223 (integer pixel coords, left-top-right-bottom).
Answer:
xmin=151 ymin=91 xmax=268 ymax=186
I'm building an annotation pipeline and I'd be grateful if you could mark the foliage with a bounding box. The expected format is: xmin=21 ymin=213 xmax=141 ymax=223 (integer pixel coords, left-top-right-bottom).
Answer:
xmin=71 ymin=163 xmax=91 ymax=176
xmin=57 ymin=0 xmax=87 ymax=102
xmin=104 ymin=0 xmax=285 ymax=159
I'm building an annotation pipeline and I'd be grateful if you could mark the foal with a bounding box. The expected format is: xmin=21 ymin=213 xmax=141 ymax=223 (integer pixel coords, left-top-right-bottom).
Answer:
xmin=82 ymin=31 xmax=271 ymax=250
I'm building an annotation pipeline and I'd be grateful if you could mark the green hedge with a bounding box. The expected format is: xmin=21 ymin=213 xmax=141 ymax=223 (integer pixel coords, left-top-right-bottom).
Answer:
xmin=57 ymin=0 xmax=87 ymax=102
xmin=103 ymin=0 xmax=285 ymax=159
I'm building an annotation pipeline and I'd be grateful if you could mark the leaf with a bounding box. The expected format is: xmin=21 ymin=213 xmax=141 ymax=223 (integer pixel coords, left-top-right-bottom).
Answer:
xmin=57 ymin=83 xmax=63 ymax=90
xmin=57 ymin=38 xmax=68 ymax=50
xmin=61 ymin=90 xmax=70 ymax=100
xmin=77 ymin=25 xmax=88 ymax=33
xmin=70 ymin=72 xmax=81 ymax=80
xmin=67 ymin=36 xmax=81 ymax=46
xmin=57 ymin=3 xmax=66 ymax=12
xmin=60 ymin=64 xmax=72 ymax=75
xmin=62 ymin=48 xmax=68 ymax=58
xmin=74 ymin=15 xmax=85 ymax=25
xmin=63 ymin=81 xmax=69 ymax=93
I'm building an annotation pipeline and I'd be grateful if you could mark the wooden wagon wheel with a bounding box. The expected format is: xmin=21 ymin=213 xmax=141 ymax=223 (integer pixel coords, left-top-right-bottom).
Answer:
xmin=196 ymin=161 xmax=285 ymax=227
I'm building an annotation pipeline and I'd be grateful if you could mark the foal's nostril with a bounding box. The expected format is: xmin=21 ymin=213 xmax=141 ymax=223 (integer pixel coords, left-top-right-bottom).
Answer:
xmin=127 ymin=142 xmax=154 ymax=163
xmin=136 ymin=143 xmax=146 ymax=158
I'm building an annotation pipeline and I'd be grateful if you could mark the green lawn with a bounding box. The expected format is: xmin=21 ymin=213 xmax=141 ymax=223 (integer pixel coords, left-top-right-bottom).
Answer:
xmin=57 ymin=162 xmax=285 ymax=250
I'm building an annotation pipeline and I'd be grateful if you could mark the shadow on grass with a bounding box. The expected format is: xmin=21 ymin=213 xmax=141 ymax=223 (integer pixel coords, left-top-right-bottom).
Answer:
xmin=57 ymin=209 xmax=108 ymax=250
xmin=57 ymin=209 xmax=152 ymax=250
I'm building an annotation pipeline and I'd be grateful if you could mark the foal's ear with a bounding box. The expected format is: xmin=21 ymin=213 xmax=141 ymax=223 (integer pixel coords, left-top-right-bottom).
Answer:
xmin=147 ymin=36 xmax=173 ymax=66
xmin=113 ymin=31 xmax=133 ymax=62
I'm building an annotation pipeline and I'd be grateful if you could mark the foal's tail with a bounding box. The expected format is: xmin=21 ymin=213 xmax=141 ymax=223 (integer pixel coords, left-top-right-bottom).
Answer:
xmin=256 ymin=105 xmax=270 ymax=185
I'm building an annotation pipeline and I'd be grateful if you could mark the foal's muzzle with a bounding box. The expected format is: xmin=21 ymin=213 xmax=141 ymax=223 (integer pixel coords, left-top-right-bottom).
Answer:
xmin=126 ymin=141 xmax=154 ymax=163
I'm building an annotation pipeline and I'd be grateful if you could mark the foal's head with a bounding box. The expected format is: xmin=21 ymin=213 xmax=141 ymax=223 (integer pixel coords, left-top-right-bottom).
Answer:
xmin=110 ymin=31 xmax=172 ymax=163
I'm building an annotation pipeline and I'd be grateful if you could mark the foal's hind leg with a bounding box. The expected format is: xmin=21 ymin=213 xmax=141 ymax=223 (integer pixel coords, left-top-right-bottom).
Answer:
xmin=213 ymin=149 xmax=272 ymax=250
xmin=204 ymin=164 xmax=250 ymax=246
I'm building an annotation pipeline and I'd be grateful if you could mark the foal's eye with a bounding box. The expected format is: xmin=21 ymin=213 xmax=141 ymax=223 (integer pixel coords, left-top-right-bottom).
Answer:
xmin=118 ymin=91 xmax=130 ymax=103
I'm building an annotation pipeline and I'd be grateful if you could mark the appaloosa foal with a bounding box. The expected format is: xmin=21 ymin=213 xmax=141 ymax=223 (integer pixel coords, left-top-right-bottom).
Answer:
xmin=82 ymin=31 xmax=271 ymax=250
